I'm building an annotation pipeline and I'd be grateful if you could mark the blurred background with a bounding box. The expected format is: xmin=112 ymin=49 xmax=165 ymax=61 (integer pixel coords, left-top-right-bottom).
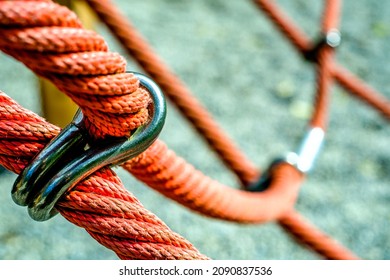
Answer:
xmin=0 ymin=0 xmax=389 ymax=259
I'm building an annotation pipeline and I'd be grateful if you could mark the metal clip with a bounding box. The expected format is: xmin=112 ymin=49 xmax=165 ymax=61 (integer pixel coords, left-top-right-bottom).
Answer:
xmin=284 ymin=127 xmax=325 ymax=173
xmin=12 ymin=72 xmax=166 ymax=221
xmin=248 ymin=127 xmax=325 ymax=192
xmin=304 ymin=29 xmax=341 ymax=62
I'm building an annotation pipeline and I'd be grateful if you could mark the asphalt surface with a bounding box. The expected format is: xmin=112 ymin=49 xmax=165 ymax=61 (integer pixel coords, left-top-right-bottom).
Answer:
xmin=0 ymin=0 xmax=389 ymax=260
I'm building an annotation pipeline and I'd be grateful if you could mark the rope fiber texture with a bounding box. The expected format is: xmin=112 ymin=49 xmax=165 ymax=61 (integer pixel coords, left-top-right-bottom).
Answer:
xmin=0 ymin=0 xmax=207 ymax=260
xmin=86 ymin=0 xmax=360 ymax=259
xmin=1 ymin=0 xmax=387 ymax=260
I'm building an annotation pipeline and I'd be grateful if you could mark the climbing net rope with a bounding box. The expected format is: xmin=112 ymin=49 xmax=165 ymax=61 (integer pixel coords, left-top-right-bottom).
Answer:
xmin=0 ymin=0 xmax=389 ymax=259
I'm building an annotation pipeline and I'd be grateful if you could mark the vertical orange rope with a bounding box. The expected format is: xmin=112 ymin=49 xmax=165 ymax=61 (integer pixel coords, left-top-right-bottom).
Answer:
xmin=252 ymin=0 xmax=390 ymax=119
xmin=310 ymin=0 xmax=341 ymax=129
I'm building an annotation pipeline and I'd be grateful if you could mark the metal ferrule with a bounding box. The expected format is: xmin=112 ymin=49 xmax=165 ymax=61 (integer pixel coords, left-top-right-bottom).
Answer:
xmin=285 ymin=127 xmax=325 ymax=173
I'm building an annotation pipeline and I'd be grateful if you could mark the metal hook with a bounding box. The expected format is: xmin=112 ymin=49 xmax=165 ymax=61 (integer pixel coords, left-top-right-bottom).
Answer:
xmin=12 ymin=72 xmax=166 ymax=221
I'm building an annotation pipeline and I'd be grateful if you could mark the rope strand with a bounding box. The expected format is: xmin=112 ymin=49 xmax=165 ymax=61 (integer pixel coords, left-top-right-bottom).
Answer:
xmin=85 ymin=0 xmax=260 ymax=186
xmin=2 ymin=0 xmax=388 ymax=260
xmin=0 ymin=91 xmax=208 ymax=260
xmin=0 ymin=0 xmax=149 ymax=139
xmin=0 ymin=0 xmax=208 ymax=260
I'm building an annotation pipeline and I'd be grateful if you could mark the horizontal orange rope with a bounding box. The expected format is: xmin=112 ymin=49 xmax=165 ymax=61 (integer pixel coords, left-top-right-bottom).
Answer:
xmin=0 ymin=90 xmax=208 ymax=260
xmin=124 ymin=140 xmax=303 ymax=223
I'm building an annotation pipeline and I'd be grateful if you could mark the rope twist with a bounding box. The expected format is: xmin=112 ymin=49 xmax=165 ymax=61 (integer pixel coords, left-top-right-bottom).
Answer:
xmin=1 ymin=0 xmax=387 ymax=260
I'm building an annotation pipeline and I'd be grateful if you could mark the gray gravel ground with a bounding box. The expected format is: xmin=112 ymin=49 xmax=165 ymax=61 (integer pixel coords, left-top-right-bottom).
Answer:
xmin=0 ymin=0 xmax=389 ymax=260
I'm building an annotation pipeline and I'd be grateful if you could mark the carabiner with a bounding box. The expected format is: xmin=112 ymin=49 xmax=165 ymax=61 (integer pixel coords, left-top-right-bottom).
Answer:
xmin=12 ymin=72 xmax=166 ymax=221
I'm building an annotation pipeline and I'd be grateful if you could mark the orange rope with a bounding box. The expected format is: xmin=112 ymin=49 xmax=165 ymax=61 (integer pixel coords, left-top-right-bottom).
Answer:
xmin=0 ymin=91 xmax=207 ymax=259
xmin=85 ymin=0 xmax=260 ymax=187
xmin=310 ymin=0 xmax=341 ymax=129
xmin=279 ymin=211 xmax=358 ymax=260
xmin=123 ymin=140 xmax=303 ymax=223
xmin=86 ymin=0 xmax=360 ymax=259
xmin=0 ymin=0 xmax=149 ymax=139
xmin=252 ymin=0 xmax=390 ymax=119
xmin=0 ymin=0 xmax=207 ymax=260
xmin=1 ymin=0 xmax=385 ymax=260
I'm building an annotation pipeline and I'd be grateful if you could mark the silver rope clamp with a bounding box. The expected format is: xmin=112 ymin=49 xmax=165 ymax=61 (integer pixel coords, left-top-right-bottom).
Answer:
xmin=285 ymin=127 xmax=325 ymax=173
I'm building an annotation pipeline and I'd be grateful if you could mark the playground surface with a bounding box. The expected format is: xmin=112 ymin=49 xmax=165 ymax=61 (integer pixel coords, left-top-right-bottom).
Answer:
xmin=0 ymin=0 xmax=389 ymax=259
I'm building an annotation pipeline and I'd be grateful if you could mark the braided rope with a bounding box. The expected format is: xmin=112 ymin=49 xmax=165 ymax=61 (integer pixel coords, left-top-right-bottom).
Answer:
xmin=0 ymin=90 xmax=207 ymax=260
xmin=85 ymin=0 xmax=260 ymax=187
xmin=123 ymin=140 xmax=303 ymax=223
xmin=0 ymin=0 xmax=150 ymax=139
xmin=87 ymin=0 xmax=359 ymax=259
xmin=0 ymin=0 xmax=376 ymax=260
xmin=0 ymin=0 xmax=207 ymax=260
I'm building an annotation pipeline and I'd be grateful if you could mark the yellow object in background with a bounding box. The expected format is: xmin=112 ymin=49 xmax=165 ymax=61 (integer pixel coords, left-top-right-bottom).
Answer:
xmin=40 ymin=0 xmax=97 ymax=127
